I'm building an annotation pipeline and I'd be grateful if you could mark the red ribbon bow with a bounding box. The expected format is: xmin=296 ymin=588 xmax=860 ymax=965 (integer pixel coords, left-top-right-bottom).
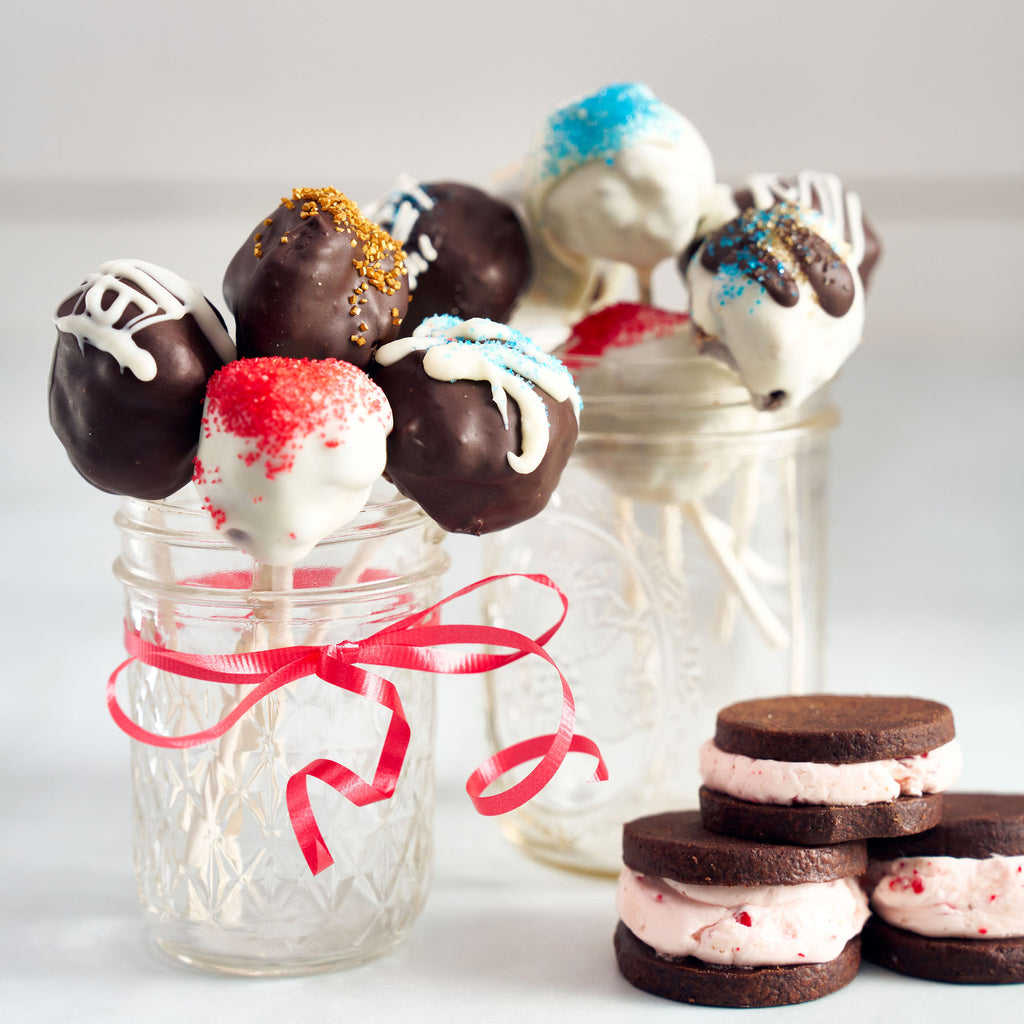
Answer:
xmin=107 ymin=573 xmax=606 ymax=875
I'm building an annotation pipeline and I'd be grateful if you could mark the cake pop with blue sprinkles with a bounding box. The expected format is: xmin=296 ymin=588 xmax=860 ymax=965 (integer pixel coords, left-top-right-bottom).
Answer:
xmin=525 ymin=83 xmax=716 ymax=302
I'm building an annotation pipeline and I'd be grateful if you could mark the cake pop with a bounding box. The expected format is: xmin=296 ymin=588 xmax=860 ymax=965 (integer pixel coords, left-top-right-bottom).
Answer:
xmin=49 ymin=258 xmax=234 ymax=499
xmin=371 ymin=315 xmax=580 ymax=535
xmin=193 ymin=357 xmax=393 ymax=566
xmin=223 ymin=186 xmax=409 ymax=369
xmin=367 ymin=177 xmax=532 ymax=334
xmin=685 ymin=202 xmax=865 ymax=410
xmin=524 ymin=82 xmax=716 ymax=303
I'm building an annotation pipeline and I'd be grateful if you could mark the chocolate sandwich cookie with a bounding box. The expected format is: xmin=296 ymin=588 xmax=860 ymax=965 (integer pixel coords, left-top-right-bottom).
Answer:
xmin=615 ymin=811 xmax=868 ymax=1007
xmin=699 ymin=695 xmax=961 ymax=845
xmin=863 ymin=793 xmax=1024 ymax=984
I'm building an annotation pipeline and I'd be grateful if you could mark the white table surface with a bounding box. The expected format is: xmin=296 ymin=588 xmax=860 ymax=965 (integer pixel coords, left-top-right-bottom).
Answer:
xmin=2 ymin=214 xmax=1022 ymax=1022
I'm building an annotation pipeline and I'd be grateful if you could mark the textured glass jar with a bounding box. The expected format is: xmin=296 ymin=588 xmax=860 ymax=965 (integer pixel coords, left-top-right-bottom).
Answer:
xmin=482 ymin=346 xmax=838 ymax=874
xmin=114 ymin=484 xmax=448 ymax=975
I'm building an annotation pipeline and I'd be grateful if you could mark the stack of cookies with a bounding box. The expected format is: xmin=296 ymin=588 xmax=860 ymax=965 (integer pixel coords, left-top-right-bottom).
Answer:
xmin=614 ymin=695 xmax=1024 ymax=1007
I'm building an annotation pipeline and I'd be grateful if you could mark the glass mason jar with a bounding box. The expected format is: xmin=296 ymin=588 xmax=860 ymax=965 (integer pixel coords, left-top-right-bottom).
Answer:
xmin=482 ymin=346 xmax=838 ymax=875
xmin=113 ymin=483 xmax=448 ymax=975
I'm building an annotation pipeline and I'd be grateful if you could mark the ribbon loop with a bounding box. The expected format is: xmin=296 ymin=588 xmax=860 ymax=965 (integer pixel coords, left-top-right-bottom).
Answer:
xmin=108 ymin=573 xmax=607 ymax=874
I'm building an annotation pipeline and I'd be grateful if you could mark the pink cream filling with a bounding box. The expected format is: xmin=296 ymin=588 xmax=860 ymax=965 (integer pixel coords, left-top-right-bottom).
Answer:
xmin=870 ymin=855 xmax=1024 ymax=939
xmin=699 ymin=738 xmax=962 ymax=807
xmin=616 ymin=869 xmax=869 ymax=967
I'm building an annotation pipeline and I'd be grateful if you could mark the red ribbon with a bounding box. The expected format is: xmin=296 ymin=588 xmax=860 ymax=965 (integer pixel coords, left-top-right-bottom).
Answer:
xmin=107 ymin=573 xmax=607 ymax=875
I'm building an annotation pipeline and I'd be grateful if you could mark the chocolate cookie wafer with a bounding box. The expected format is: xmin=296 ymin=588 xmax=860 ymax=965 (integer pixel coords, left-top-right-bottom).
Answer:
xmin=699 ymin=695 xmax=961 ymax=845
xmin=614 ymin=811 xmax=869 ymax=1007
xmin=863 ymin=792 xmax=1024 ymax=983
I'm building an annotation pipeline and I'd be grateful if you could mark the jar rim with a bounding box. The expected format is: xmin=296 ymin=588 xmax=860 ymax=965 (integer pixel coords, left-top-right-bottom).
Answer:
xmin=117 ymin=485 xmax=431 ymax=547
xmin=576 ymin=402 xmax=839 ymax=451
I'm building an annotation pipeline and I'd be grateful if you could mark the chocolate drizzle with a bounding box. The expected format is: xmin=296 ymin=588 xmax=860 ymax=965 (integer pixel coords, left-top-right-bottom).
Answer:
xmin=700 ymin=203 xmax=855 ymax=318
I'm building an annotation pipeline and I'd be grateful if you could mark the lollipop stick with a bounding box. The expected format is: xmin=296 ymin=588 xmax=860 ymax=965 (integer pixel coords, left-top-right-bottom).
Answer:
xmin=683 ymin=499 xmax=789 ymax=649
xmin=613 ymin=494 xmax=645 ymax=609
xmin=660 ymin=504 xmax=685 ymax=580
xmin=303 ymin=534 xmax=386 ymax=646
xmin=783 ymin=457 xmax=805 ymax=694
xmin=636 ymin=266 xmax=654 ymax=307
xmin=714 ymin=459 xmax=764 ymax=642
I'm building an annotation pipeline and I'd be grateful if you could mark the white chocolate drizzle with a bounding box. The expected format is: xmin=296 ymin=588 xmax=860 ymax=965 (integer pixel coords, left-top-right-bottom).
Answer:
xmin=366 ymin=174 xmax=439 ymax=291
xmin=54 ymin=258 xmax=235 ymax=381
xmin=375 ymin=315 xmax=580 ymax=475
xmin=745 ymin=171 xmax=866 ymax=269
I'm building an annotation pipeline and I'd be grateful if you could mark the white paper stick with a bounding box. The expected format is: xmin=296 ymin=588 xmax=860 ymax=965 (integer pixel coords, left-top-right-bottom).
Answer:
xmin=783 ymin=457 xmax=805 ymax=694
xmin=683 ymin=499 xmax=789 ymax=649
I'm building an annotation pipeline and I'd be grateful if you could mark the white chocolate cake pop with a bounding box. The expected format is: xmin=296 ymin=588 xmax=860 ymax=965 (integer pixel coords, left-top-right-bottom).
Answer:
xmin=559 ymin=303 xmax=756 ymax=505
xmin=686 ymin=202 xmax=865 ymax=410
xmin=193 ymin=357 xmax=392 ymax=566
xmin=525 ymin=83 xmax=716 ymax=295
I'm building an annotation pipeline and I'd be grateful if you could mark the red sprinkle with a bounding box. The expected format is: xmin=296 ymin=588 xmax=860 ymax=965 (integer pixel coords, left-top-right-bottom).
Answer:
xmin=197 ymin=357 xmax=391 ymax=481
xmin=734 ymin=911 xmax=753 ymax=927
xmin=562 ymin=302 xmax=689 ymax=366
xmin=978 ymin=928 xmax=988 ymax=935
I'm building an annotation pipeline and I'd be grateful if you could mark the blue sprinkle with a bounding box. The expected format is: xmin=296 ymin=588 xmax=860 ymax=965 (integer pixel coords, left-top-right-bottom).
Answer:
xmin=539 ymin=82 xmax=684 ymax=180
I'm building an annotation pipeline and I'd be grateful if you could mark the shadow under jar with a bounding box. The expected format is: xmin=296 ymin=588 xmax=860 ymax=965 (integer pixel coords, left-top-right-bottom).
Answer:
xmin=114 ymin=484 xmax=448 ymax=975
xmin=482 ymin=346 xmax=838 ymax=875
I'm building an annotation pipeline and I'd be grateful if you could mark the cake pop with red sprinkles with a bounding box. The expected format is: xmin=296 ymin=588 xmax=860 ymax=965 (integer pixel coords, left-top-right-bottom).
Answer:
xmin=193 ymin=357 xmax=393 ymax=565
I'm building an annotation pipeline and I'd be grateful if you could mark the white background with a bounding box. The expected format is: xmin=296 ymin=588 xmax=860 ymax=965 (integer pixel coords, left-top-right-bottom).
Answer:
xmin=1 ymin=1 xmax=1022 ymax=1020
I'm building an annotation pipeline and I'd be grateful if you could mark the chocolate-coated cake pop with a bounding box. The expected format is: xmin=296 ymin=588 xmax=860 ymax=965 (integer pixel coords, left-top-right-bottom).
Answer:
xmin=371 ymin=316 xmax=580 ymax=535
xmin=223 ymin=186 xmax=409 ymax=369
xmin=48 ymin=259 xmax=235 ymax=499
xmin=368 ymin=178 xmax=532 ymax=334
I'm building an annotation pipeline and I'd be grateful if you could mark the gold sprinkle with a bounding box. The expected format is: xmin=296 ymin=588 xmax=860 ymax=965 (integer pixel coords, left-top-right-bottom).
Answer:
xmin=253 ymin=241 xmax=263 ymax=258
xmin=350 ymin=334 xmax=361 ymax=342
xmin=280 ymin=235 xmax=289 ymax=244
xmin=287 ymin=186 xmax=406 ymax=296
xmin=358 ymin=322 xmax=368 ymax=331
xmin=254 ymin=232 xmax=262 ymax=242
xmin=359 ymin=297 xmax=367 ymax=304
xmin=300 ymin=201 xmax=319 ymax=219
xmin=391 ymin=307 xmax=399 ymax=317
xmin=264 ymin=218 xmax=273 ymax=226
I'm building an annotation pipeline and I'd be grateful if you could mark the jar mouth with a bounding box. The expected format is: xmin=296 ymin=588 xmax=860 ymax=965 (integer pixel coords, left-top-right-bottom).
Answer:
xmin=114 ymin=479 xmax=450 ymax=603
xmin=112 ymin=549 xmax=451 ymax=606
xmin=577 ymin=403 xmax=839 ymax=453
xmin=566 ymin=347 xmax=839 ymax=445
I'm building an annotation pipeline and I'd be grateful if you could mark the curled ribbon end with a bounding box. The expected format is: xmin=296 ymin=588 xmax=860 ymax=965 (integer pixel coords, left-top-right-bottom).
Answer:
xmin=465 ymin=734 xmax=608 ymax=817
